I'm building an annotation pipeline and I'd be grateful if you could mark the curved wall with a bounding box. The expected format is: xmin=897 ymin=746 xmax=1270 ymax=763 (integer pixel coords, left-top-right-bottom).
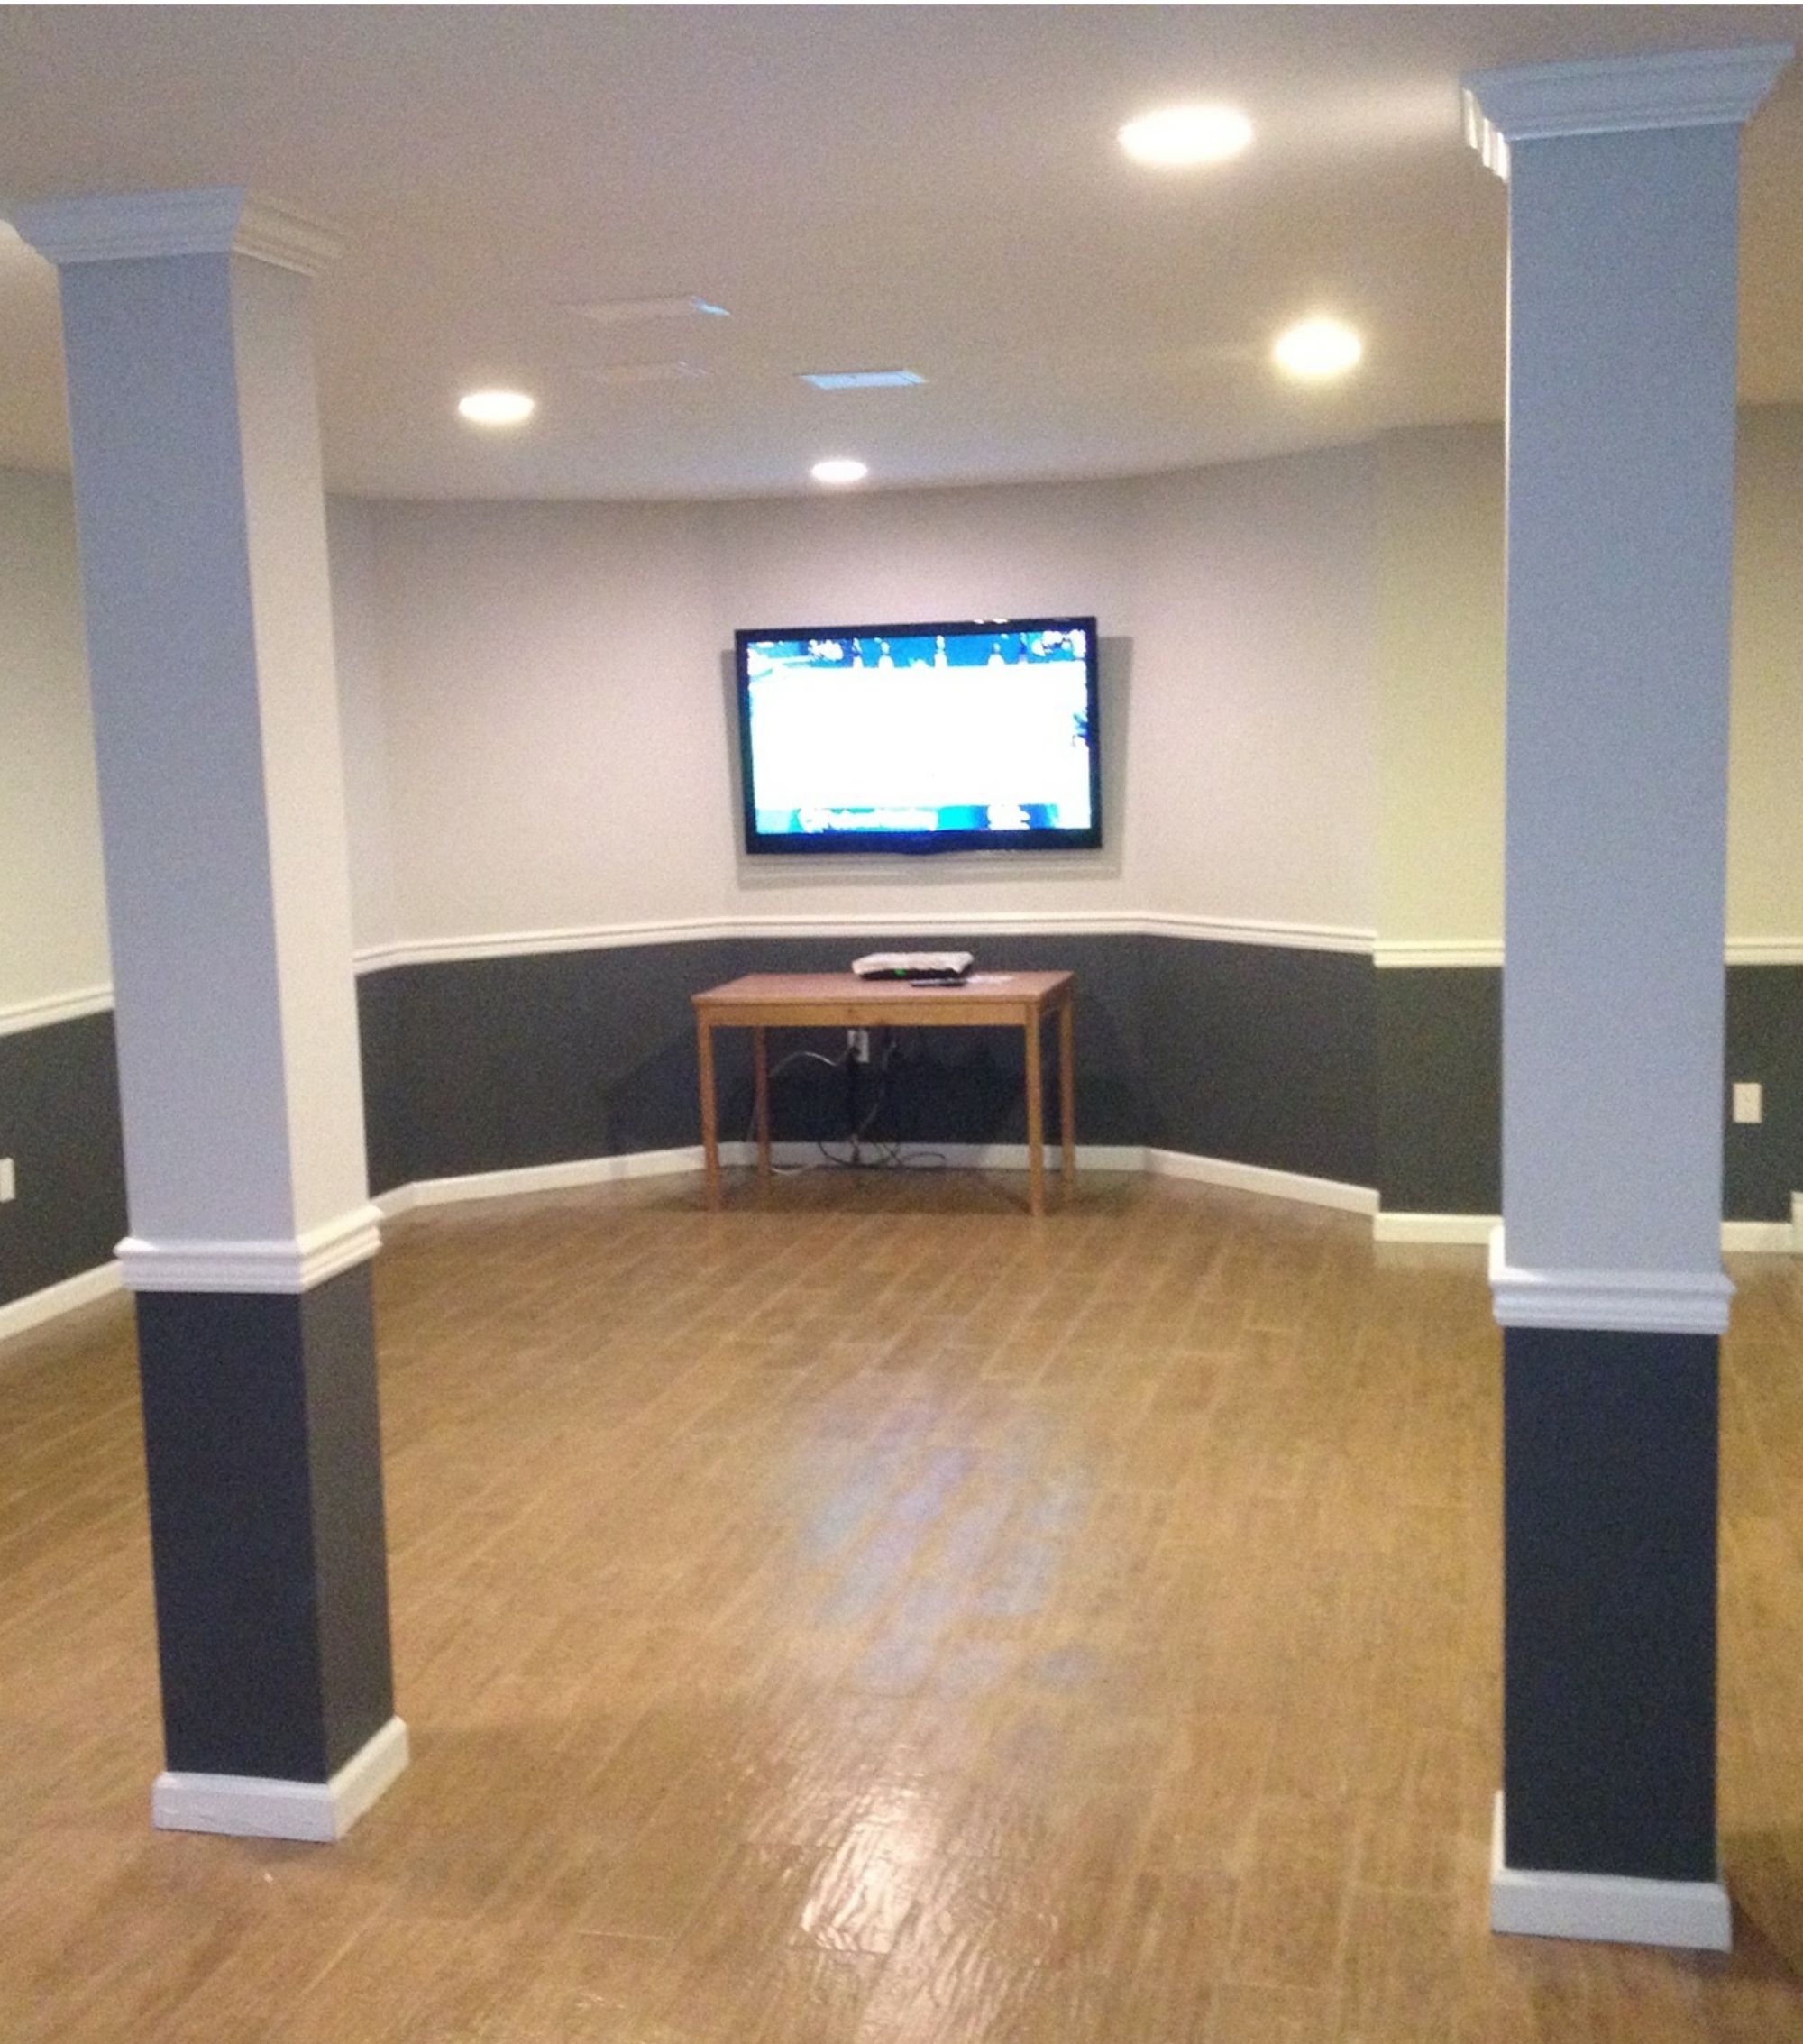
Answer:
xmin=5 ymin=414 xmax=1801 ymax=1310
xmin=344 ymin=447 xmax=1380 ymax=955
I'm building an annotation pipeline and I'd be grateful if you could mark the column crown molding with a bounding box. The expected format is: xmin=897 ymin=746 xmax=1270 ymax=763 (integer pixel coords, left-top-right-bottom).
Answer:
xmin=1463 ymin=43 xmax=1792 ymax=179
xmin=117 ymin=1203 xmax=382 ymax=1295
xmin=8 ymin=187 xmax=341 ymax=273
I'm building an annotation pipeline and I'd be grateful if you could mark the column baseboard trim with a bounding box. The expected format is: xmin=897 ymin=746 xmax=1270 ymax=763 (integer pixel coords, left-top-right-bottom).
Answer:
xmin=151 ymin=1715 xmax=409 ymax=1842
xmin=1490 ymin=1794 xmax=1729 ymax=1951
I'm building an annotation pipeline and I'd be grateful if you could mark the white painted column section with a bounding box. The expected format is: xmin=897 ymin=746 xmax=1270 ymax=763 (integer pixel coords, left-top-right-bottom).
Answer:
xmin=1469 ymin=48 xmax=1789 ymax=1320
xmin=10 ymin=190 xmax=380 ymax=1292
xmin=1463 ymin=46 xmax=1789 ymax=1952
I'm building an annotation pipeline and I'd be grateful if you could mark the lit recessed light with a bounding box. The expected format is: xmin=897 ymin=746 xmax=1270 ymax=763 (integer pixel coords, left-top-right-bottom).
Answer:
xmin=1272 ymin=317 xmax=1363 ymax=381
xmin=457 ymin=388 xmax=536 ymax=426
xmin=801 ymin=370 xmax=925 ymax=391
xmin=810 ymin=458 xmax=869 ymax=487
xmin=1119 ymin=103 xmax=1253 ymax=169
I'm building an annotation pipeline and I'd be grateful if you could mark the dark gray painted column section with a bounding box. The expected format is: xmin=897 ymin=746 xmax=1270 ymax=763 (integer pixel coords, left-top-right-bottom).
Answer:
xmin=1464 ymin=45 xmax=1789 ymax=1949
xmin=138 ymin=1269 xmax=393 ymax=1783
xmin=1502 ymin=1328 xmax=1718 ymax=1882
xmin=14 ymin=188 xmax=406 ymax=1841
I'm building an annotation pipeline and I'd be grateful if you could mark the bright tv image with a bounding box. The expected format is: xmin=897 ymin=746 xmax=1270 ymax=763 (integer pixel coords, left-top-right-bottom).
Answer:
xmin=734 ymin=615 xmax=1102 ymax=856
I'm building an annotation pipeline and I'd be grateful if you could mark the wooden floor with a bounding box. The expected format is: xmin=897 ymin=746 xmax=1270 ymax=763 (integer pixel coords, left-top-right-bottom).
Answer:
xmin=5 ymin=1168 xmax=1803 ymax=2041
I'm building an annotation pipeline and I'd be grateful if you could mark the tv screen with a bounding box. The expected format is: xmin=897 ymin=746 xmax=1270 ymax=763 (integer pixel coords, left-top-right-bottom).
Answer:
xmin=734 ymin=615 xmax=1101 ymax=856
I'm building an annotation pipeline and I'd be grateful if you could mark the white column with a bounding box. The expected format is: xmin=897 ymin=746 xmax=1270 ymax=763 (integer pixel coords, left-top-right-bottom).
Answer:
xmin=12 ymin=188 xmax=403 ymax=1839
xmin=1463 ymin=45 xmax=1789 ymax=1951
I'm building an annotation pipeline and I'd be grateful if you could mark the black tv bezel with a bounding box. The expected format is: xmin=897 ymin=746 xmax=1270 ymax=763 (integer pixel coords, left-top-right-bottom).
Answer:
xmin=733 ymin=613 xmax=1103 ymax=857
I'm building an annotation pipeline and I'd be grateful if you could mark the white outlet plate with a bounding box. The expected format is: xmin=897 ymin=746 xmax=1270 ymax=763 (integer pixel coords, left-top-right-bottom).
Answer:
xmin=0 ymin=1157 xmax=14 ymax=1202
xmin=1733 ymin=1082 xmax=1763 ymax=1125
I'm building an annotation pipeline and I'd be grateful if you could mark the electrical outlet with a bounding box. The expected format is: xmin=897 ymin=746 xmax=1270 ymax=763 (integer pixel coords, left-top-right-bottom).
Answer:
xmin=1733 ymin=1081 xmax=1763 ymax=1125
xmin=847 ymin=1028 xmax=871 ymax=1065
xmin=0 ymin=1157 xmax=14 ymax=1202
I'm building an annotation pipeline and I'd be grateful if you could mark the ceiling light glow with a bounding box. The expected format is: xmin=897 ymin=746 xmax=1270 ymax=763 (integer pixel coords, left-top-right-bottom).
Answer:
xmin=1119 ymin=103 xmax=1253 ymax=169
xmin=810 ymin=457 xmax=869 ymax=486
xmin=1272 ymin=317 xmax=1363 ymax=381
xmin=801 ymin=370 xmax=925 ymax=390
xmin=457 ymin=388 xmax=536 ymax=426
xmin=570 ymin=295 xmax=730 ymax=326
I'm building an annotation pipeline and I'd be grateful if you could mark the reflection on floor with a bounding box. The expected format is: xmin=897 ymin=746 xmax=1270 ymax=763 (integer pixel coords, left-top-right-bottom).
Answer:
xmin=4 ymin=1166 xmax=1803 ymax=2041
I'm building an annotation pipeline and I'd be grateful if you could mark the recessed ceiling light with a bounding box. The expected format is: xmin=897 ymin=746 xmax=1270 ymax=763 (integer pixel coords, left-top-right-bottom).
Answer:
xmin=1272 ymin=317 xmax=1363 ymax=381
xmin=569 ymin=295 xmax=729 ymax=325
xmin=801 ymin=370 xmax=926 ymax=391
xmin=810 ymin=457 xmax=869 ymax=487
xmin=1118 ymin=103 xmax=1253 ymax=169
xmin=457 ymin=388 xmax=535 ymax=426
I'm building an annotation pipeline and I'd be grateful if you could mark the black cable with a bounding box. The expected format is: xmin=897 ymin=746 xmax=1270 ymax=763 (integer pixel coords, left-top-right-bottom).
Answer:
xmin=744 ymin=1030 xmax=958 ymax=1177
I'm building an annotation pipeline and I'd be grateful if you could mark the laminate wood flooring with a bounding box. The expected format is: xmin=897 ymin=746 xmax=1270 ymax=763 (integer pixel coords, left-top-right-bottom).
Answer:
xmin=5 ymin=1168 xmax=1803 ymax=2041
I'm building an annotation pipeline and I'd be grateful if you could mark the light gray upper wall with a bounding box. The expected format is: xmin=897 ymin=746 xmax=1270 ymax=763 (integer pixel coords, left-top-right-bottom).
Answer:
xmin=1730 ymin=404 xmax=1803 ymax=944
xmin=1127 ymin=445 xmax=1377 ymax=934
xmin=704 ymin=477 xmax=1140 ymax=924
xmin=354 ymin=451 xmax=1380 ymax=949
xmin=0 ymin=467 xmax=110 ymax=1014
xmin=326 ymin=497 xmax=399 ymax=952
xmin=8 ymin=407 xmax=1795 ymax=1009
xmin=1374 ymin=407 xmax=1803 ymax=954
xmin=363 ymin=498 xmax=721 ymax=945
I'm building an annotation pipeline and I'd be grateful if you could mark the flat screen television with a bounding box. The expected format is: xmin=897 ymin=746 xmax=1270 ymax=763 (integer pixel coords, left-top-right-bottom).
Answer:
xmin=734 ymin=615 xmax=1101 ymax=856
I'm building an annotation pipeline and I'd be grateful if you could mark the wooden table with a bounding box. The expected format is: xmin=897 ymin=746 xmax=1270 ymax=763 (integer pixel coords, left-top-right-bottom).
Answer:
xmin=691 ymin=971 xmax=1075 ymax=1214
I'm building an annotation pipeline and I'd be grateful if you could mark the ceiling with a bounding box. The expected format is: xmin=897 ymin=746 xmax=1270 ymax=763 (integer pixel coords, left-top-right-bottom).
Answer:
xmin=1 ymin=4 xmax=1799 ymax=502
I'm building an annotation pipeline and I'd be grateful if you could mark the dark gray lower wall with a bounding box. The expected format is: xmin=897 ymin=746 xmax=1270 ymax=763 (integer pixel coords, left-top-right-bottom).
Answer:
xmin=1725 ymin=967 xmax=1803 ymax=1223
xmin=1376 ymin=967 xmax=1502 ymax=1214
xmin=6 ymin=948 xmax=1800 ymax=1312
xmin=353 ymin=932 xmax=1376 ymax=1199
xmin=1374 ymin=962 xmax=1803 ymax=1222
xmin=0 ymin=1010 xmax=127 ymax=1305
xmin=1140 ymin=939 xmax=1377 ymax=1187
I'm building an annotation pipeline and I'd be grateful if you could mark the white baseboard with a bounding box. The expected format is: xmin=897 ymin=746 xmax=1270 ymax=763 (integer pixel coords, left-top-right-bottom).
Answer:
xmin=1379 ymin=1212 xmax=1798 ymax=1256
xmin=1722 ymin=1217 xmax=1796 ymax=1254
xmin=744 ymin=1140 xmax=1143 ymax=1173
xmin=1143 ymin=1148 xmax=1379 ymax=1215
xmin=1374 ymin=1212 xmax=1496 ymax=1245
xmin=9 ymin=1169 xmax=1798 ymax=1352
xmin=152 ymin=1714 xmax=409 ymax=1842
xmin=0 ymin=1260 xmax=123 ymax=1345
xmin=1489 ymin=1793 xmax=1730 ymax=1951
xmin=374 ymin=1145 xmax=709 ymax=1218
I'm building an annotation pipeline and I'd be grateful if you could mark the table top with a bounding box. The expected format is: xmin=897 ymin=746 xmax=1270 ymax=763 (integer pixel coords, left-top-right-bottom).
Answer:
xmin=692 ymin=970 xmax=1072 ymax=1019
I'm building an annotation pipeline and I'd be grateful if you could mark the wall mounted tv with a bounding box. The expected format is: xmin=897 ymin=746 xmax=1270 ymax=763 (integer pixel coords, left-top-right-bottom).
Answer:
xmin=734 ymin=615 xmax=1101 ymax=856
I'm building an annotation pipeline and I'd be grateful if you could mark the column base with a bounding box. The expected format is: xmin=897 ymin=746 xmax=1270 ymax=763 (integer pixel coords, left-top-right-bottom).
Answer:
xmin=1490 ymin=1793 xmax=1730 ymax=1951
xmin=153 ymin=1713 xmax=409 ymax=1842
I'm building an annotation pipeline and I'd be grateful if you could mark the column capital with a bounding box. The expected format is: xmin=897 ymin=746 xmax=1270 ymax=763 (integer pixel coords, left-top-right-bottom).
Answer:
xmin=7 ymin=186 xmax=340 ymax=273
xmin=1463 ymin=43 xmax=1792 ymax=179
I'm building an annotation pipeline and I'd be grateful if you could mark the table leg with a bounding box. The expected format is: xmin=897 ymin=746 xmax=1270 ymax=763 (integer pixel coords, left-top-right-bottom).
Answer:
xmin=754 ymin=1026 xmax=772 ymax=1180
xmin=1024 ymin=1012 xmax=1046 ymax=1218
xmin=696 ymin=1016 xmax=721 ymax=1210
xmin=1058 ymin=995 xmax=1075 ymax=1197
